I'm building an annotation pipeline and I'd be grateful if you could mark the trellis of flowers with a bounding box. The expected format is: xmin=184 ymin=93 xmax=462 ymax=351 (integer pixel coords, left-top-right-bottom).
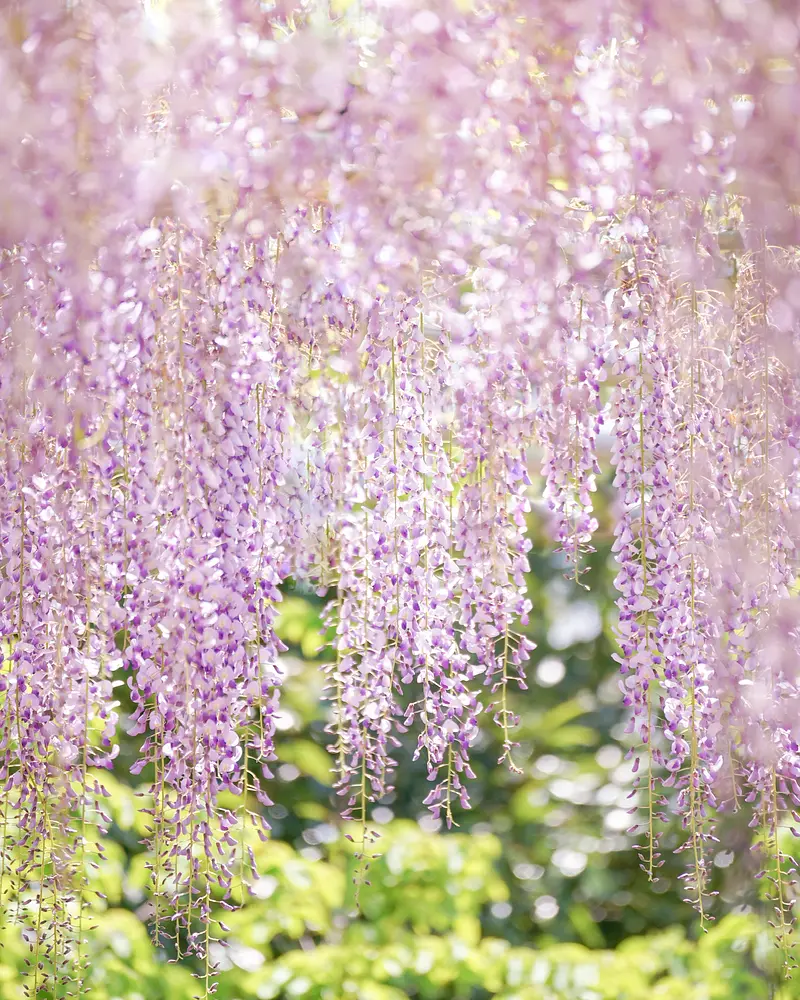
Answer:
xmin=3 ymin=0 xmax=800 ymax=994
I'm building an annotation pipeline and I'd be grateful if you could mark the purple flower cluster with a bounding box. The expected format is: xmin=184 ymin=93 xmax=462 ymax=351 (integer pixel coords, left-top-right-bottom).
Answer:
xmin=3 ymin=0 xmax=800 ymax=990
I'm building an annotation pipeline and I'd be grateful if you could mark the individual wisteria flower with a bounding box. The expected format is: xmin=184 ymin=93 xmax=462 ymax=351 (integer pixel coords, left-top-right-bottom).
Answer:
xmin=4 ymin=0 xmax=800 ymax=992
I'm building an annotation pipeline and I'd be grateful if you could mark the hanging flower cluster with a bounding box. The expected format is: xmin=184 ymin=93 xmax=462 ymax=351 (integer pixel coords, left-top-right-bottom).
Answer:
xmin=3 ymin=0 xmax=800 ymax=992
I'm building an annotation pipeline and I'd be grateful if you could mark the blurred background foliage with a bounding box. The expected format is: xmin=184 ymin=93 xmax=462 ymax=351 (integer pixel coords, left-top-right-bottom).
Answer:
xmin=0 ymin=486 xmax=792 ymax=997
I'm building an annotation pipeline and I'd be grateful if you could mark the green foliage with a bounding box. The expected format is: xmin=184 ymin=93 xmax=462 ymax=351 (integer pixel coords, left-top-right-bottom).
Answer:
xmin=0 ymin=811 xmax=779 ymax=999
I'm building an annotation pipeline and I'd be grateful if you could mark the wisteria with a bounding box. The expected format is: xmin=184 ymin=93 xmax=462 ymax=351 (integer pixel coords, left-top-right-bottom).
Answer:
xmin=2 ymin=0 xmax=800 ymax=993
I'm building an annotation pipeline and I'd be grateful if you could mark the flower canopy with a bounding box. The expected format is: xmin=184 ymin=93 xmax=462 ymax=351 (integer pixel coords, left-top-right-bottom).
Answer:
xmin=2 ymin=0 xmax=800 ymax=992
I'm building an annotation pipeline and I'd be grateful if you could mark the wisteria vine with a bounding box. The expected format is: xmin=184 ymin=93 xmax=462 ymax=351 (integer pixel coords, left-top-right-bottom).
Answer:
xmin=3 ymin=0 xmax=800 ymax=993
